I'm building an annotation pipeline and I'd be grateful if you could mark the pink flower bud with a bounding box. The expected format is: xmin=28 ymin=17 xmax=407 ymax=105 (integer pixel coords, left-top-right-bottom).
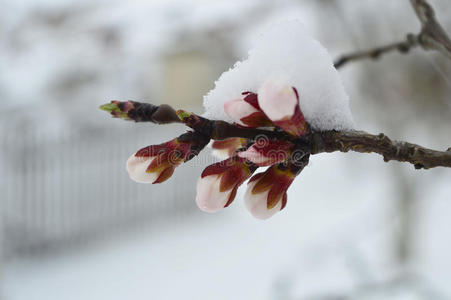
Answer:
xmin=258 ymin=80 xmax=308 ymax=136
xmin=210 ymin=138 xmax=248 ymax=159
xmin=126 ymin=132 xmax=209 ymax=184
xmin=244 ymin=161 xmax=308 ymax=219
xmin=237 ymin=140 xmax=294 ymax=166
xmin=196 ymin=156 xmax=256 ymax=213
xmin=244 ymin=178 xmax=286 ymax=219
xmin=224 ymin=92 xmax=272 ymax=128
xmin=126 ymin=155 xmax=170 ymax=184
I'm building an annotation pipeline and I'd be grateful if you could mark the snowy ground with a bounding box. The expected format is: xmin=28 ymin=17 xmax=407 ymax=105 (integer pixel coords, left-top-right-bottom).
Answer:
xmin=3 ymin=153 xmax=450 ymax=300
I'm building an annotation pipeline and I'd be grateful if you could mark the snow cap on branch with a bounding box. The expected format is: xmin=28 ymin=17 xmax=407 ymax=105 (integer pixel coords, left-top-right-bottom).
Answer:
xmin=203 ymin=20 xmax=354 ymax=131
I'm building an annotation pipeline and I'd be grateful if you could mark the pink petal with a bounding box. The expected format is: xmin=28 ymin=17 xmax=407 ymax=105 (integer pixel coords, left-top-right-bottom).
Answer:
xmin=195 ymin=175 xmax=232 ymax=213
xmin=209 ymin=138 xmax=246 ymax=159
xmin=238 ymin=141 xmax=291 ymax=166
xmin=211 ymin=148 xmax=230 ymax=159
xmin=126 ymin=154 xmax=159 ymax=183
xmin=224 ymin=98 xmax=259 ymax=126
xmin=258 ymin=80 xmax=298 ymax=122
xmin=237 ymin=147 xmax=273 ymax=166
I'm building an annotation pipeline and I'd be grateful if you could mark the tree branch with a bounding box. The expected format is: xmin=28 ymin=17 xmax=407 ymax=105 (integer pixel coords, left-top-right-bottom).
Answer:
xmin=334 ymin=0 xmax=451 ymax=69
xmin=101 ymin=101 xmax=451 ymax=170
xmin=311 ymin=130 xmax=451 ymax=169
xmin=411 ymin=0 xmax=451 ymax=59
xmin=334 ymin=34 xmax=419 ymax=69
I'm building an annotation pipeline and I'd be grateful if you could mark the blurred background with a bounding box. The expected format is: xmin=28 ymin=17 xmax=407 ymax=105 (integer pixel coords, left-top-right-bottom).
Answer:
xmin=1 ymin=0 xmax=451 ymax=299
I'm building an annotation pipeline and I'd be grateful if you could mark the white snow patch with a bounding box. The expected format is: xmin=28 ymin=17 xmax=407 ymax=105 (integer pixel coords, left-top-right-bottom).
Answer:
xmin=203 ymin=20 xmax=354 ymax=131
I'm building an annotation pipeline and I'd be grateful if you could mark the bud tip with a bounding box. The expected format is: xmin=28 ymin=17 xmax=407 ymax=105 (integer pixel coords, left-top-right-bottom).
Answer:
xmin=176 ymin=110 xmax=192 ymax=121
xmin=99 ymin=102 xmax=118 ymax=113
xmin=99 ymin=101 xmax=130 ymax=120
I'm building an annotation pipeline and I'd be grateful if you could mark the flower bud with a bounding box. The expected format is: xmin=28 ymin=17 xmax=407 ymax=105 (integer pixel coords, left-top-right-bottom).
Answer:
xmin=238 ymin=140 xmax=294 ymax=166
xmin=100 ymin=101 xmax=180 ymax=124
xmin=244 ymin=159 xmax=308 ymax=219
xmin=196 ymin=156 xmax=256 ymax=213
xmin=258 ymin=80 xmax=308 ymax=136
xmin=210 ymin=138 xmax=248 ymax=159
xmin=100 ymin=101 xmax=136 ymax=120
xmin=224 ymin=92 xmax=272 ymax=128
xmin=126 ymin=132 xmax=209 ymax=184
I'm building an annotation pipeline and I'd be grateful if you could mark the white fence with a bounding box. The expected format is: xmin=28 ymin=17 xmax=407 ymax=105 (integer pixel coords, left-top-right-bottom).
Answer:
xmin=0 ymin=119 xmax=203 ymax=258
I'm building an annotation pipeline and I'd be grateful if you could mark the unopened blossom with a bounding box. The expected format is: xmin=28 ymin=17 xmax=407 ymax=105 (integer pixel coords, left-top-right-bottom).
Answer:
xmin=245 ymin=159 xmax=308 ymax=219
xmin=196 ymin=156 xmax=256 ymax=213
xmin=127 ymin=132 xmax=209 ymax=184
xmin=224 ymin=92 xmax=272 ymax=128
xmin=100 ymin=100 xmax=181 ymax=124
xmin=238 ymin=139 xmax=294 ymax=166
xmin=210 ymin=138 xmax=248 ymax=159
xmin=100 ymin=100 xmax=135 ymax=120
xmin=258 ymin=80 xmax=308 ymax=136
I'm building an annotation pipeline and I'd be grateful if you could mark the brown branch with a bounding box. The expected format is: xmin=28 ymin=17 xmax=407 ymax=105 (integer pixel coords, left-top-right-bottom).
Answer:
xmin=311 ymin=130 xmax=451 ymax=169
xmin=100 ymin=101 xmax=451 ymax=169
xmin=334 ymin=34 xmax=419 ymax=69
xmin=334 ymin=0 xmax=451 ymax=69
xmin=176 ymin=110 xmax=289 ymax=141
xmin=411 ymin=0 xmax=451 ymax=59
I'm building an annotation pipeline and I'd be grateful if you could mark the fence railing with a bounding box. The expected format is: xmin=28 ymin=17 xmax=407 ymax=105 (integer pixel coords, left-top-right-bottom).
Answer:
xmin=0 ymin=119 xmax=204 ymax=258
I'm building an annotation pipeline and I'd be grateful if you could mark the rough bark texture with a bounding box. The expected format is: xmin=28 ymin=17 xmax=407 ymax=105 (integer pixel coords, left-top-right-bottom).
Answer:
xmin=310 ymin=131 xmax=451 ymax=169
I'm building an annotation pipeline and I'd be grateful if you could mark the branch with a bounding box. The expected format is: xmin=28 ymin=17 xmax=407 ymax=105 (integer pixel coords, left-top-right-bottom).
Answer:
xmin=334 ymin=0 xmax=451 ymax=69
xmin=334 ymin=35 xmax=419 ymax=69
xmin=411 ymin=0 xmax=451 ymax=59
xmin=311 ymin=130 xmax=451 ymax=170
xmin=100 ymin=101 xmax=451 ymax=169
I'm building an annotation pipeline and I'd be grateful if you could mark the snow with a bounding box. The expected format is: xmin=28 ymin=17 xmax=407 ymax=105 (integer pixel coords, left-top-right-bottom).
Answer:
xmin=2 ymin=153 xmax=393 ymax=300
xmin=5 ymin=151 xmax=450 ymax=300
xmin=203 ymin=20 xmax=355 ymax=131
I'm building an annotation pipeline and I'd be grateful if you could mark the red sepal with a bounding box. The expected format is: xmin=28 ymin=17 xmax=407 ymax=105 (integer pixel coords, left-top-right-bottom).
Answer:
xmin=224 ymin=185 xmax=238 ymax=208
xmin=240 ymin=112 xmax=273 ymax=127
xmin=242 ymin=92 xmax=260 ymax=110
xmin=201 ymin=158 xmax=232 ymax=178
xmin=153 ymin=166 xmax=175 ymax=184
xmin=280 ymin=193 xmax=288 ymax=210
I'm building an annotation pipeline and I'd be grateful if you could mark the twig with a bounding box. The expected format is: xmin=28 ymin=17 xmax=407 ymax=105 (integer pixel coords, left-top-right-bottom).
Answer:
xmin=334 ymin=0 xmax=451 ymax=69
xmin=334 ymin=34 xmax=419 ymax=69
xmin=411 ymin=0 xmax=451 ymax=59
xmin=101 ymin=101 xmax=451 ymax=169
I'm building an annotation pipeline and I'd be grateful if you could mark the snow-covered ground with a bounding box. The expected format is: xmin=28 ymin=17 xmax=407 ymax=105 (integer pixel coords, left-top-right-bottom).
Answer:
xmin=3 ymin=152 xmax=451 ymax=300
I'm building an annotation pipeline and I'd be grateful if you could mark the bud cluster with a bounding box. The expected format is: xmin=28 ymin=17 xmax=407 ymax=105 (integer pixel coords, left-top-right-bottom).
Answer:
xmin=101 ymin=80 xmax=312 ymax=219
